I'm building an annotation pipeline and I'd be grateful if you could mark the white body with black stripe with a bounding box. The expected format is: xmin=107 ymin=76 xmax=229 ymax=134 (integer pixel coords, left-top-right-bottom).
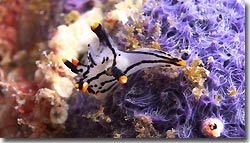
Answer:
xmin=63 ymin=23 xmax=186 ymax=100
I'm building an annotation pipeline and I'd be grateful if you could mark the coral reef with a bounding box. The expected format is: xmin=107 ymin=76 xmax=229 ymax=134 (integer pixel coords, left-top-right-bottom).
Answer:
xmin=0 ymin=0 xmax=245 ymax=138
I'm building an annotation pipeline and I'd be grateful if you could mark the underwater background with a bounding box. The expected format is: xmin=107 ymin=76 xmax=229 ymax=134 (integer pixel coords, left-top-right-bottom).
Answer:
xmin=0 ymin=0 xmax=245 ymax=138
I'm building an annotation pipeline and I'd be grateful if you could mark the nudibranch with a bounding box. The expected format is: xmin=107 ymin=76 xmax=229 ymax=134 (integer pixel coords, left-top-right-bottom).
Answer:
xmin=62 ymin=22 xmax=186 ymax=98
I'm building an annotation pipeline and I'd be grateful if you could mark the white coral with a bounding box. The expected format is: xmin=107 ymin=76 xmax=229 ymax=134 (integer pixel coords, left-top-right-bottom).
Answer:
xmin=49 ymin=7 xmax=103 ymax=59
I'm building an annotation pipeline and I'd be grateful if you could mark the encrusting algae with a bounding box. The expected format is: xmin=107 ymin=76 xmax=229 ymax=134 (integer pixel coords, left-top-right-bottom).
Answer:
xmin=183 ymin=60 xmax=210 ymax=99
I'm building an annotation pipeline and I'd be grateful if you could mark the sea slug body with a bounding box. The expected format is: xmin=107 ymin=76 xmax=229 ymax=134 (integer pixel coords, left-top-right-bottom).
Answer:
xmin=63 ymin=22 xmax=186 ymax=98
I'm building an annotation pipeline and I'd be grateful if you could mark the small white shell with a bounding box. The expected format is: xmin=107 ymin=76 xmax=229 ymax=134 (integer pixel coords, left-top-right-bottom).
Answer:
xmin=50 ymin=106 xmax=68 ymax=124
xmin=202 ymin=118 xmax=224 ymax=138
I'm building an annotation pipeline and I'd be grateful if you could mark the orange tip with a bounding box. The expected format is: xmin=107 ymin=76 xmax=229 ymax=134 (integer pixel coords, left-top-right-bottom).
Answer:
xmin=176 ymin=60 xmax=186 ymax=66
xmin=119 ymin=75 xmax=128 ymax=84
xmin=91 ymin=22 xmax=99 ymax=30
xmin=62 ymin=58 xmax=67 ymax=63
xmin=72 ymin=59 xmax=79 ymax=66
xmin=74 ymin=83 xmax=79 ymax=89
xmin=81 ymin=82 xmax=89 ymax=93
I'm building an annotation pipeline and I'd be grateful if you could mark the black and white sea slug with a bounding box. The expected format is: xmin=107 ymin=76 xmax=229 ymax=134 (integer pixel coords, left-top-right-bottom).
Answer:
xmin=62 ymin=22 xmax=186 ymax=99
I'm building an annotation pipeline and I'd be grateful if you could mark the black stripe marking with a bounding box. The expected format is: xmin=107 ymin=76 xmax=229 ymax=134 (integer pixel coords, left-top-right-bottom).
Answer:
xmin=87 ymin=70 xmax=107 ymax=83
xmin=101 ymin=57 xmax=105 ymax=64
xmin=81 ymin=66 xmax=90 ymax=78
xmin=126 ymin=51 xmax=173 ymax=61
xmin=91 ymin=24 xmax=110 ymax=46
xmin=133 ymin=49 xmax=167 ymax=55
xmin=87 ymin=87 xmax=95 ymax=94
xmin=111 ymin=66 xmax=124 ymax=79
xmin=64 ymin=60 xmax=78 ymax=73
xmin=88 ymin=53 xmax=97 ymax=66
xmin=100 ymin=78 xmax=116 ymax=86
xmin=111 ymin=48 xmax=117 ymax=66
xmin=106 ymin=57 xmax=109 ymax=61
xmin=100 ymin=82 xmax=117 ymax=93
xmin=124 ymin=60 xmax=180 ymax=74
xmin=78 ymin=80 xmax=83 ymax=90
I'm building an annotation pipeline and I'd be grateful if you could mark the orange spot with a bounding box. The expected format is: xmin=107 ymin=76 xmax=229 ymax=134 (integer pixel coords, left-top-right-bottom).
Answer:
xmin=74 ymin=83 xmax=79 ymax=89
xmin=81 ymin=82 xmax=88 ymax=93
xmin=72 ymin=59 xmax=79 ymax=66
xmin=176 ymin=60 xmax=186 ymax=66
xmin=91 ymin=22 xmax=99 ymax=30
xmin=62 ymin=58 xmax=67 ymax=63
xmin=119 ymin=75 xmax=128 ymax=84
xmin=95 ymin=92 xmax=101 ymax=96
